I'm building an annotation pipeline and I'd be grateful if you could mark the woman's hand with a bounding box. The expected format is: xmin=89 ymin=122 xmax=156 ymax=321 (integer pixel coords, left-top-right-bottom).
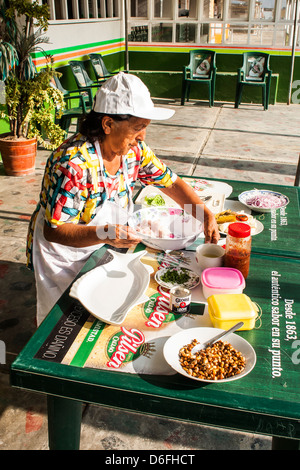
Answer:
xmin=96 ymin=224 xmax=142 ymax=248
xmin=204 ymin=211 xmax=220 ymax=244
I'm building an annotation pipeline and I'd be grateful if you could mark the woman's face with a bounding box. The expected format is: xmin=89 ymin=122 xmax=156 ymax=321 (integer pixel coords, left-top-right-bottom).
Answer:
xmin=102 ymin=116 xmax=151 ymax=156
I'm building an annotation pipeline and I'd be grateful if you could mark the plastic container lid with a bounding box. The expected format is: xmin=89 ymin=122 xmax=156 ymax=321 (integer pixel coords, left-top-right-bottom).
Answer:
xmin=228 ymin=222 xmax=251 ymax=238
xmin=207 ymin=294 xmax=259 ymax=322
xmin=201 ymin=267 xmax=245 ymax=290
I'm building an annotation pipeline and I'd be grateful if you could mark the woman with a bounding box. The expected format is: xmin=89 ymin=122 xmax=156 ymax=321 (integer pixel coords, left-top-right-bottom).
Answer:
xmin=27 ymin=72 xmax=219 ymax=326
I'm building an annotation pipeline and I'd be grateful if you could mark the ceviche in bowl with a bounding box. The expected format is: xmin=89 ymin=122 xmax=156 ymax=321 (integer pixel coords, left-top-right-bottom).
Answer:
xmin=238 ymin=190 xmax=289 ymax=213
xmin=128 ymin=207 xmax=203 ymax=251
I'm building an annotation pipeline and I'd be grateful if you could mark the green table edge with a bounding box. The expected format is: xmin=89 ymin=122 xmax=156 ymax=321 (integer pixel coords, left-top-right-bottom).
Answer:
xmin=10 ymin=250 xmax=300 ymax=439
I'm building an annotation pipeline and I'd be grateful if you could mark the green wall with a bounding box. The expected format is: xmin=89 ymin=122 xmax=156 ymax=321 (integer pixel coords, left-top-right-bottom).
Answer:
xmin=129 ymin=50 xmax=299 ymax=105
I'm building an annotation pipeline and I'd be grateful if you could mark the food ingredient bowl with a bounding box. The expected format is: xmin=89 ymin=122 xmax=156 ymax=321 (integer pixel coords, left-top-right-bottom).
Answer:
xmin=155 ymin=266 xmax=201 ymax=290
xmin=207 ymin=293 xmax=260 ymax=330
xmin=129 ymin=207 xmax=203 ymax=251
xmin=163 ymin=327 xmax=256 ymax=383
xmin=238 ymin=189 xmax=289 ymax=213
xmin=196 ymin=243 xmax=225 ymax=270
xmin=201 ymin=267 xmax=245 ymax=299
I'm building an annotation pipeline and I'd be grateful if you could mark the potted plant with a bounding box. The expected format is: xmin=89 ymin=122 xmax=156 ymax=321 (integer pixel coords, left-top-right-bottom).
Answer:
xmin=0 ymin=0 xmax=65 ymax=176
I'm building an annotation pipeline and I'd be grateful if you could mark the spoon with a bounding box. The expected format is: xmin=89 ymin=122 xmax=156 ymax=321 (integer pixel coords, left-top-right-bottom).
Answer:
xmin=199 ymin=195 xmax=212 ymax=202
xmin=191 ymin=322 xmax=244 ymax=355
xmin=146 ymin=250 xmax=191 ymax=270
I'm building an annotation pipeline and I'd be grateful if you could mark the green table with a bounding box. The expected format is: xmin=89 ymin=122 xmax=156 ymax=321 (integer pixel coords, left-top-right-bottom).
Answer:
xmin=226 ymin=179 xmax=300 ymax=258
xmin=11 ymin=248 xmax=300 ymax=450
xmin=180 ymin=177 xmax=300 ymax=258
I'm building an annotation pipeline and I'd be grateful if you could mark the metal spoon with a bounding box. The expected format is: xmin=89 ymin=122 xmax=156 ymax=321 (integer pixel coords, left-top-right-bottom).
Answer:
xmin=191 ymin=321 xmax=244 ymax=355
xmin=199 ymin=195 xmax=212 ymax=202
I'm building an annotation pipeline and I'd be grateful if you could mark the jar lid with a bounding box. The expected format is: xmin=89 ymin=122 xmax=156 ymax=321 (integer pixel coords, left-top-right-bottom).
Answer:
xmin=228 ymin=222 xmax=251 ymax=238
xmin=201 ymin=267 xmax=245 ymax=290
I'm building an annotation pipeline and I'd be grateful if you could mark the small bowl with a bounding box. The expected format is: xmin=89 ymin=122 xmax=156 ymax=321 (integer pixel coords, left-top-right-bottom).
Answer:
xmin=196 ymin=243 xmax=225 ymax=270
xmin=238 ymin=189 xmax=289 ymax=213
xmin=128 ymin=207 xmax=203 ymax=251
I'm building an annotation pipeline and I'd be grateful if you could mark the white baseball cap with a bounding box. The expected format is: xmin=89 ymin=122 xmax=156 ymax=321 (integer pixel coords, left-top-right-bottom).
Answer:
xmin=93 ymin=72 xmax=175 ymax=120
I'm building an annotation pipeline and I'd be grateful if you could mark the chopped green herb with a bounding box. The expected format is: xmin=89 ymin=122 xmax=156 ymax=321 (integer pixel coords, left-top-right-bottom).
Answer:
xmin=161 ymin=268 xmax=190 ymax=285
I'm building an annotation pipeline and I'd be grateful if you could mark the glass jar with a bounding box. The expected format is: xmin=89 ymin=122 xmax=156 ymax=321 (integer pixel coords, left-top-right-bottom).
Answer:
xmin=224 ymin=222 xmax=251 ymax=279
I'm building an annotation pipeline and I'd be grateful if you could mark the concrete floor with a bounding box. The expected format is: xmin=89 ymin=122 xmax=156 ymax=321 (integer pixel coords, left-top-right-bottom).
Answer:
xmin=0 ymin=100 xmax=299 ymax=450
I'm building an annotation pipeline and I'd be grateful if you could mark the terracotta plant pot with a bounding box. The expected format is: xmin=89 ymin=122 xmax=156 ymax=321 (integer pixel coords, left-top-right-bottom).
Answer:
xmin=0 ymin=133 xmax=37 ymax=176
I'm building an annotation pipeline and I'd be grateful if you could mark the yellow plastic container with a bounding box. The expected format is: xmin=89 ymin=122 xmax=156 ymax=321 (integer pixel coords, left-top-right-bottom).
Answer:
xmin=207 ymin=293 xmax=260 ymax=331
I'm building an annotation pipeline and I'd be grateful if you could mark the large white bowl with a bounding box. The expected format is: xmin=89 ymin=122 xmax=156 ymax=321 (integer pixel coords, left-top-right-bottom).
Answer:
xmin=129 ymin=207 xmax=203 ymax=251
xmin=163 ymin=327 xmax=256 ymax=383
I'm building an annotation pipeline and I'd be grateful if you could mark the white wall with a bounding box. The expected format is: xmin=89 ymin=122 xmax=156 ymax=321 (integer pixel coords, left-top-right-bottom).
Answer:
xmin=44 ymin=18 xmax=124 ymax=53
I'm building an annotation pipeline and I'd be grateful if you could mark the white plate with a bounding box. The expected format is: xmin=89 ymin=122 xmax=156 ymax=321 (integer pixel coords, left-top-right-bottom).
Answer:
xmin=183 ymin=178 xmax=233 ymax=198
xmin=163 ymin=327 xmax=256 ymax=383
xmin=69 ymin=249 xmax=153 ymax=325
xmin=216 ymin=200 xmax=264 ymax=236
xmin=155 ymin=266 xmax=201 ymax=290
xmin=238 ymin=189 xmax=289 ymax=213
xmin=218 ymin=219 xmax=264 ymax=236
xmin=224 ymin=200 xmax=251 ymax=214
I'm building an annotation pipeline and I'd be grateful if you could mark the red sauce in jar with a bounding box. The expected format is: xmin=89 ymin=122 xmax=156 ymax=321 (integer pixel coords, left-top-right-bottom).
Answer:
xmin=224 ymin=249 xmax=250 ymax=279
xmin=224 ymin=223 xmax=252 ymax=279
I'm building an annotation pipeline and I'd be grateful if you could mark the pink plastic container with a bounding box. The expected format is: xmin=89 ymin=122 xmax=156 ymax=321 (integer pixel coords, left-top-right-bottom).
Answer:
xmin=201 ymin=267 xmax=245 ymax=299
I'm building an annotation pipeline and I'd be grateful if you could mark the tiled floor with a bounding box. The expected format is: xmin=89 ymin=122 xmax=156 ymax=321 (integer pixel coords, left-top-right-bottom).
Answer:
xmin=0 ymin=101 xmax=299 ymax=450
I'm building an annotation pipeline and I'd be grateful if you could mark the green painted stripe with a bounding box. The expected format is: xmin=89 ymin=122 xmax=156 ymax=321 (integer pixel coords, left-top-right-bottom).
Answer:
xmin=128 ymin=44 xmax=300 ymax=56
xmin=32 ymin=39 xmax=299 ymax=59
xmin=48 ymin=38 xmax=124 ymax=55
xmin=34 ymin=46 xmax=125 ymax=68
xmin=70 ymin=319 xmax=106 ymax=367
xmin=32 ymin=37 xmax=125 ymax=58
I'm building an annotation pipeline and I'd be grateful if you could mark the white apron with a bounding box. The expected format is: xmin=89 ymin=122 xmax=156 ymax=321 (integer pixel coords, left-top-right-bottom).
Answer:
xmin=33 ymin=142 xmax=133 ymax=326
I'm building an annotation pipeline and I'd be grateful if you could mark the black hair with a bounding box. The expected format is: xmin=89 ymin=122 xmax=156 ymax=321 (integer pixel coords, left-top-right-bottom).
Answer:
xmin=79 ymin=110 xmax=132 ymax=143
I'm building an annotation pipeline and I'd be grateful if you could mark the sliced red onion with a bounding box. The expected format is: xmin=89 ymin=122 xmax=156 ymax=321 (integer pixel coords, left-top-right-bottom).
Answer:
xmin=246 ymin=193 xmax=286 ymax=208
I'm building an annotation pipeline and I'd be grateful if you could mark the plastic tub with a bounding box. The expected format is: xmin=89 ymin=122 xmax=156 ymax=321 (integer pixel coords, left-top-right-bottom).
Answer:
xmin=207 ymin=293 xmax=260 ymax=330
xmin=201 ymin=267 xmax=245 ymax=299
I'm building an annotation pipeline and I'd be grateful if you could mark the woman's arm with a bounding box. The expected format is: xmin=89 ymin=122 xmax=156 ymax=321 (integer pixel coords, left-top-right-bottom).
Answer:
xmin=43 ymin=222 xmax=141 ymax=249
xmin=160 ymin=177 xmax=220 ymax=243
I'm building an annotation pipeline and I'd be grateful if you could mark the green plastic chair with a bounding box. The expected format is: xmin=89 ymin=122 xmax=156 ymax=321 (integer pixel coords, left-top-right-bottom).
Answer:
xmin=89 ymin=53 xmax=116 ymax=81
xmin=181 ymin=50 xmax=217 ymax=107
xmin=68 ymin=60 xmax=103 ymax=92
xmin=235 ymin=52 xmax=272 ymax=110
xmin=53 ymin=73 xmax=93 ymax=110
xmin=52 ymin=73 xmax=93 ymax=135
